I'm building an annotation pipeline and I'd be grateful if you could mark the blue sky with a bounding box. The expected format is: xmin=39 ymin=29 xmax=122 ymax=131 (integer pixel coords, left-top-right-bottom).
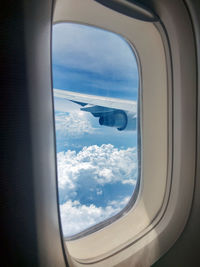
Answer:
xmin=52 ymin=23 xmax=139 ymax=237
xmin=53 ymin=23 xmax=138 ymax=100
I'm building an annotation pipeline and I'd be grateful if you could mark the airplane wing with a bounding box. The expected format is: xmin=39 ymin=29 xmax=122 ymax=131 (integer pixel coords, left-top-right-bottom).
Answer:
xmin=54 ymin=88 xmax=137 ymax=131
xmin=54 ymin=89 xmax=137 ymax=113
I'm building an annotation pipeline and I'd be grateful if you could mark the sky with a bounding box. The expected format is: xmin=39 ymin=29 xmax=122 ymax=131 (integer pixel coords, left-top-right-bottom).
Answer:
xmin=52 ymin=23 xmax=139 ymax=237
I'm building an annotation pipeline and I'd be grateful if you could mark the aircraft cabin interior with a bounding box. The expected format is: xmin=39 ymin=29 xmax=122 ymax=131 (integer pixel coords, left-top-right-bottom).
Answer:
xmin=1 ymin=0 xmax=200 ymax=266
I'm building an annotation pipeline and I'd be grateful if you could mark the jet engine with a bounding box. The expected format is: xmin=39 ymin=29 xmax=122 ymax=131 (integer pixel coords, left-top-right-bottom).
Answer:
xmin=99 ymin=110 xmax=136 ymax=131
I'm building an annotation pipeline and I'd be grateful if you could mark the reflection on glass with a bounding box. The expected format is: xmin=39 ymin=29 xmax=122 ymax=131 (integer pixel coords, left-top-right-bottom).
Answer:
xmin=52 ymin=23 xmax=139 ymax=238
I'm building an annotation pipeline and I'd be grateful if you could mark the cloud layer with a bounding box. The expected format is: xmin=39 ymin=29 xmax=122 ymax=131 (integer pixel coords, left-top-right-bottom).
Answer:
xmin=57 ymin=144 xmax=138 ymax=236
xmin=57 ymin=144 xmax=137 ymax=191
xmin=55 ymin=111 xmax=94 ymax=137
xmin=60 ymin=197 xmax=130 ymax=237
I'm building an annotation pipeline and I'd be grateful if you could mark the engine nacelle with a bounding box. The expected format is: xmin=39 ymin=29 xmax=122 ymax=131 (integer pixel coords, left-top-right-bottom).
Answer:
xmin=99 ymin=110 xmax=136 ymax=131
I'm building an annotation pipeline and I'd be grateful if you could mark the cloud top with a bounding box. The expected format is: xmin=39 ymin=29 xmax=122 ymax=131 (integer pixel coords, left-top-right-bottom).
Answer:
xmin=57 ymin=144 xmax=137 ymax=191
xmin=60 ymin=197 xmax=130 ymax=236
xmin=57 ymin=144 xmax=138 ymax=236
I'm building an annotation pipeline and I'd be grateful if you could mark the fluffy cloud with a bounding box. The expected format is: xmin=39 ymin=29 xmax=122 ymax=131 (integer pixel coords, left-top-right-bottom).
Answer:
xmin=57 ymin=144 xmax=137 ymax=192
xmin=57 ymin=143 xmax=138 ymax=236
xmin=60 ymin=197 xmax=130 ymax=237
xmin=55 ymin=111 xmax=94 ymax=137
xmin=122 ymin=179 xmax=137 ymax=186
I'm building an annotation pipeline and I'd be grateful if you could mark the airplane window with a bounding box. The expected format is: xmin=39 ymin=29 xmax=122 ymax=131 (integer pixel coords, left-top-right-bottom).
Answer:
xmin=52 ymin=23 xmax=140 ymax=238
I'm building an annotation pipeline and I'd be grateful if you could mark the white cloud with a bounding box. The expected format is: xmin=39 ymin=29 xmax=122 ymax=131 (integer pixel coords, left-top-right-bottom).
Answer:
xmin=96 ymin=189 xmax=103 ymax=195
xmin=108 ymin=196 xmax=130 ymax=208
xmin=57 ymin=144 xmax=137 ymax=195
xmin=57 ymin=144 xmax=138 ymax=236
xmin=55 ymin=111 xmax=94 ymax=137
xmin=60 ymin=197 xmax=130 ymax=237
xmin=122 ymin=179 xmax=137 ymax=186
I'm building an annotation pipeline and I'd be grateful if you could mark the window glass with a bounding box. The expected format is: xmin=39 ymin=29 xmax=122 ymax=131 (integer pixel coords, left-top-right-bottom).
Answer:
xmin=52 ymin=23 xmax=139 ymax=238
